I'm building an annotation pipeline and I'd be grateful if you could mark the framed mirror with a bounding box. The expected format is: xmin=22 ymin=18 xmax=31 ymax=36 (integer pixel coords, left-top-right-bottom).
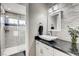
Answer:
xmin=48 ymin=10 xmax=62 ymax=32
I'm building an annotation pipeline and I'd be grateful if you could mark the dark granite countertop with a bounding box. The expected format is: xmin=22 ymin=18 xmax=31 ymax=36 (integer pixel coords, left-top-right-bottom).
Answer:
xmin=35 ymin=36 xmax=79 ymax=56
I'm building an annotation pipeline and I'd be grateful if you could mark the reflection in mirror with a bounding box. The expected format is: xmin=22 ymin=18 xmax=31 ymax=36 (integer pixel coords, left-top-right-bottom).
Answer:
xmin=48 ymin=10 xmax=62 ymax=32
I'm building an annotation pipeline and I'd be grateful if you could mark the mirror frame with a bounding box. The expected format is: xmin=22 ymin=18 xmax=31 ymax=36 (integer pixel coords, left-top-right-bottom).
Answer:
xmin=47 ymin=10 xmax=62 ymax=32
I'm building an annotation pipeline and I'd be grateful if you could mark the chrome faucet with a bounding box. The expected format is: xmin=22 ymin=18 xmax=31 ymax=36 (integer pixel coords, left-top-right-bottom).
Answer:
xmin=50 ymin=31 xmax=52 ymax=36
xmin=47 ymin=31 xmax=52 ymax=36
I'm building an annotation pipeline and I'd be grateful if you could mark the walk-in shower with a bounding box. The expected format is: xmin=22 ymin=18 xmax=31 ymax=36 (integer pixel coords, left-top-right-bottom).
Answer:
xmin=0 ymin=3 xmax=26 ymax=56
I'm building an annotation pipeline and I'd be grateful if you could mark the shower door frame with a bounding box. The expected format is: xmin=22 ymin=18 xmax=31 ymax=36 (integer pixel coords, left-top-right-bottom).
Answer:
xmin=0 ymin=4 xmax=6 ymax=56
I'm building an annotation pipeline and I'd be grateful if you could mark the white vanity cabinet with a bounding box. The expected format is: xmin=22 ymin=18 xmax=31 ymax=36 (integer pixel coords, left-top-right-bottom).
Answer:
xmin=36 ymin=40 xmax=42 ymax=56
xmin=36 ymin=40 xmax=70 ymax=56
xmin=36 ymin=40 xmax=54 ymax=56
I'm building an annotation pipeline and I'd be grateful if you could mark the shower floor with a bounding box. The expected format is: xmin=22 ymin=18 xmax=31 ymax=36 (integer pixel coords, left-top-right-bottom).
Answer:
xmin=2 ymin=44 xmax=25 ymax=56
xmin=11 ymin=51 xmax=26 ymax=56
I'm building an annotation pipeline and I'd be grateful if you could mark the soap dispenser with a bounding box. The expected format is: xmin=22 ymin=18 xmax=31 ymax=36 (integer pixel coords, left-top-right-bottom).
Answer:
xmin=38 ymin=23 xmax=43 ymax=35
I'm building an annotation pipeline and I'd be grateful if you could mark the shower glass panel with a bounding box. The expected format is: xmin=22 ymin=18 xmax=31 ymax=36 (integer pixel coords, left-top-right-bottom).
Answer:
xmin=5 ymin=12 xmax=19 ymax=49
xmin=0 ymin=3 xmax=26 ymax=56
xmin=3 ymin=11 xmax=26 ymax=56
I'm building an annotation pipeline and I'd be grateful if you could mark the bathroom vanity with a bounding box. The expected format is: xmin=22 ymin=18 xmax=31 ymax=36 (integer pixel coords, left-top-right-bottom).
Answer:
xmin=35 ymin=36 xmax=79 ymax=56
xmin=35 ymin=4 xmax=79 ymax=56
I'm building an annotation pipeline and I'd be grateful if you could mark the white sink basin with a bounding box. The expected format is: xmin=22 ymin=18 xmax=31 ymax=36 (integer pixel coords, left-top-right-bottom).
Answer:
xmin=39 ymin=35 xmax=58 ymax=41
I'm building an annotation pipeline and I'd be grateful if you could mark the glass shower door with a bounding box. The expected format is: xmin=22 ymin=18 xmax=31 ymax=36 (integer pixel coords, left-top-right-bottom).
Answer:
xmin=0 ymin=4 xmax=26 ymax=56
xmin=3 ymin=12 xmax=26 ymax=56
xmin=4 ymin=12 xmax=19 ymax=55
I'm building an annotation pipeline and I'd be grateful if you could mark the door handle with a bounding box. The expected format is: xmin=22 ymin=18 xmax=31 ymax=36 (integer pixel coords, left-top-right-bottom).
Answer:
xmin=5 ymin=29 xmax=9 ymax=32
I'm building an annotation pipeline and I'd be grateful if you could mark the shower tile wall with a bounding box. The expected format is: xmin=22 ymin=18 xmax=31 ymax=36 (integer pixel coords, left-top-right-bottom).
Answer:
xmin=18 ymin=26 xmax=25 ymax=45
xmin=5 ymin=25 xmax=25 ymax=49
xmin=5 ymin=26 xmax=18 ymax=48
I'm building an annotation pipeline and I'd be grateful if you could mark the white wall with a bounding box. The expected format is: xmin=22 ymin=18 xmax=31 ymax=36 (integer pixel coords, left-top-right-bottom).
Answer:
xmin=25 ymin=3 xmax=29 ymax=56
xmin=29 ymin=3 xmax=48 ymax=55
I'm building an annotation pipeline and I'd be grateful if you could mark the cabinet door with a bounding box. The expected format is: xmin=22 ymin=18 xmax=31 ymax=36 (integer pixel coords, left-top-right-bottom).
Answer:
xmin=38 ymin=41 xmax=54 ymax=56
xmin=36 ymin=41 xmax=41 ymax=56
xmin=41 ymin=43 xmax=54 ymax=56
xmin=36 ymin=40 xmax=54 ymax=56
xmin=39 ymin=42 xmax=48 ymax=56
xmin=36 ymin=41 xmax=46 ymax=56
xmin=53 ymin=48 xmax=69 ymax=56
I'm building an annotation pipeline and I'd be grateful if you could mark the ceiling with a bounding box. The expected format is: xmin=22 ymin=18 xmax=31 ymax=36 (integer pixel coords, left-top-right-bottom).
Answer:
xmin=18 ymin=3 xmax=56 ymax=7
